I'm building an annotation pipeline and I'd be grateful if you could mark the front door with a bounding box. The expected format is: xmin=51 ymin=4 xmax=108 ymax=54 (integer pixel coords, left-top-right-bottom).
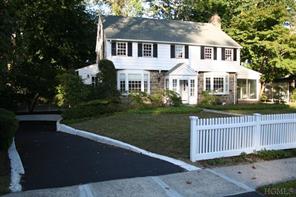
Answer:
xmin=180 ymin=80 xmax=189 ymax=103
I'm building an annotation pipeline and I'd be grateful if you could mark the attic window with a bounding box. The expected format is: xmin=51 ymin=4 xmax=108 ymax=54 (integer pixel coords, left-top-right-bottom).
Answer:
xmin=116 ymin=42 xmax=127 ymax=56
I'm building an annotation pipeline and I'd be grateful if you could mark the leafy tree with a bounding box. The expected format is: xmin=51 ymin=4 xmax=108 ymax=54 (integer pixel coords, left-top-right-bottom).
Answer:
xmin=2 ymin=0 xmax=97 ymax=112
xmin=227 ymin=0 xmax=296 ymax=93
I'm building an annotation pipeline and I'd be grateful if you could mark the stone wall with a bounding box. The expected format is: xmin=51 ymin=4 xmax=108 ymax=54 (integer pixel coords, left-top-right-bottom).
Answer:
xmin=197 ymin=72 xmax=237 ymax=104
xmin=150 ymin=71 xmax=165 ymax=94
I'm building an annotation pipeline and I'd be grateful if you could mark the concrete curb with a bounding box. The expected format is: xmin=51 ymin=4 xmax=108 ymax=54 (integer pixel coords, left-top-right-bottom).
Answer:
xmin=8 ymin=139 xmax=25 ymax=192
xmin=56 ymin=121 xmax=199 ymax=171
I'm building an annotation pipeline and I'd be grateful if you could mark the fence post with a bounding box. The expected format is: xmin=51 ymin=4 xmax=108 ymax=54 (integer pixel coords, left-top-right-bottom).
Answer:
xmin=189 ymin=116 xmax=198 ymax=162
xmin=253 ymin=113 xmax=261 ymax=151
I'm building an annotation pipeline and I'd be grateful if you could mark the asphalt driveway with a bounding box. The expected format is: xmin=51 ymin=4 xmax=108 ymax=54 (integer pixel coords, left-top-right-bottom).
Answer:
xmin=16 ymin=121 xmax=184 ymax=191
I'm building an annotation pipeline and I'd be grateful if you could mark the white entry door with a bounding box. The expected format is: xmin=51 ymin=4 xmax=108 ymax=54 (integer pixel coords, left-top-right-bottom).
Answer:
xmin=180 ymin=80 xmax=189 ymax=103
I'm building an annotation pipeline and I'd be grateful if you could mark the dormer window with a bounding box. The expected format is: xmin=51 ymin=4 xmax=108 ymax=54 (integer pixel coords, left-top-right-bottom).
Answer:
xmin=175 ymin=45 xmax=185 ymax=58
xmin=116 ymin=42 xmax=127 ymax=56
xmin=204 ymin=47 xmax=213 ymax=59
xmin=143 ymin=43 xmax=153 ymax=57
xmin=225 ymin=48 xmax=233 ymax=61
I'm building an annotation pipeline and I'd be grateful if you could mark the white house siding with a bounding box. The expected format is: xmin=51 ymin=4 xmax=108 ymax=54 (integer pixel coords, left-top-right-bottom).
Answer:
xmin=105 ymin=40 xmax=240 ymax=72
xmin=76 ymin=64 xmax=98 ymax=85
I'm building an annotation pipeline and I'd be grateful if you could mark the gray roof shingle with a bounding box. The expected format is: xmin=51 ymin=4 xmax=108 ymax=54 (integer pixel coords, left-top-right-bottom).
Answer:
xmin=102 ymin=15 xmax=241 ymax=48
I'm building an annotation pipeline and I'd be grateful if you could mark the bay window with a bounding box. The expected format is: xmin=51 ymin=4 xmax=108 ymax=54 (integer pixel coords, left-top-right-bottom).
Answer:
xmin=204 ymin=73 xmax=229 ymax=94
xmin=118 ymin=71 xmax=150 ymax=94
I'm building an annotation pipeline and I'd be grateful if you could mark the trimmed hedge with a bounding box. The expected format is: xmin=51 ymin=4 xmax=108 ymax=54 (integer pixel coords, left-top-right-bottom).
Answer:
xmin=0 ymin=108 xmax=18 ymax=151
xmin=62 ymin=99 xmax=123 ymax=120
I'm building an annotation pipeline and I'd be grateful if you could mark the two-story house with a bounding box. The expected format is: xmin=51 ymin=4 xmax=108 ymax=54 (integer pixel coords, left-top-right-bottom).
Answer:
xmin=77 ymin=15 xmax=261 ymax=105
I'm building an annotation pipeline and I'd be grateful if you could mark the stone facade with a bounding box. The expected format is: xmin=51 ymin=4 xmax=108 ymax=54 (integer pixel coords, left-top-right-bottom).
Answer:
xmin=150 ymin=71 xmax=165 ymax=94
xmin=197 ymin=72 xmax=237 ymax=104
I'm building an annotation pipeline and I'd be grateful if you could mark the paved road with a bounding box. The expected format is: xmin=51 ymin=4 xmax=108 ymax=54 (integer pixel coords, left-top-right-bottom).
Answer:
xmin=16 ymin=121 xmax=184 ymax=191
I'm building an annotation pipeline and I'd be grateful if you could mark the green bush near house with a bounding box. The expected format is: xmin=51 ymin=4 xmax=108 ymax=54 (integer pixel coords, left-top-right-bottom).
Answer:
xmin=62 ymin=99 xmax=123 ymax=120
xmin=0 ymin=108 xmax=18 ymax=151
xmin=55 ymin=72 xmax=90 ymax=108
xmin=199 ymin=91 xmax=217 ymax=105
xmin=129 ymin=90 xmax=182 ymax=108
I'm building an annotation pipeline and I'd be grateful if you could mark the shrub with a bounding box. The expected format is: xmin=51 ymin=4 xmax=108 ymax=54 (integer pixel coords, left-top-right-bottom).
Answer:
xmin=0 ymin=109 xmax=18 ymax=151
xmin=128 ymin=90 xmax=182 ymax=109
xmin=260 ymin=93 xmax=268 ymax=102
xmin=129 ymin=92 xmax=152 ymax=108
xmin=55 ymin=72 xmax=90 ymax=108
xmin=200 ymin=91 xmax=217 ymax=105
xmin=62 ymin=99 xmax=123 ymax=120
xmin=163 ymin=90 xmax=182 ymax=107
xmin=290 ymin=89 xmax=296 ymax=102
xmin=96 ymin=59 xmax=119 ymax=100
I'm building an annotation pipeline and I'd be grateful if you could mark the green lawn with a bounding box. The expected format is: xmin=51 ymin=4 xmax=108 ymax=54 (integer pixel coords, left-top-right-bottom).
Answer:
xmin=69 ymin=106 xmax=228 ymax=160
xmin=257 ymin=179 xmax=296 ymax=197
xmin=203 ymin=103 xmax=296 ymax=115
xmin=0 ymin=151 xmax=10 ymax=195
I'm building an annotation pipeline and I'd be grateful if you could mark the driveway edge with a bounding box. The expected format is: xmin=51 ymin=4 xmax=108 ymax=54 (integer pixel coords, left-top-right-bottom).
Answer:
xmin=8 ymin=139 xmax=25 ymax=192
xmin=57 ymin=121 xmax=199 ymax=171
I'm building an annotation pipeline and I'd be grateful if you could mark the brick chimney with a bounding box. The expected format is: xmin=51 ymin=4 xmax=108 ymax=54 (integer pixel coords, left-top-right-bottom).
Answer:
xmin=209 ymin=14 xmax=221 ymax=29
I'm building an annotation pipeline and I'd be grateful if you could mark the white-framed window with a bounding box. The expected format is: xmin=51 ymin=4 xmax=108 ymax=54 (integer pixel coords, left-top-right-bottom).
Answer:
xmin=204 ymin=47 xmax=213 ymax=59
xmin=225 ymin=48 xmax=233 ymax=61
xmin=117 ymin=70 xmax=150 ymax=94
xmin=143 ymin=43 xmax=153 ymax=57
xmin=190 ymin=80 xmax=195 ymax=96
xmin=119 ymin=73 xmax=126 ymax=94
xmin=116 ymin=42 xmax=127 ymax=56
xmin=172 ymin=79 xmax=177 ymax=91
xmin=204 ymin=73 xmax=229 ymax=94
xmin=165 ymin=79 xmax=169 ymax=89
xmin=237 ymin=79 xmax=257 ymax=99
xmin=175 ymin=45 xmax=185 ymax=58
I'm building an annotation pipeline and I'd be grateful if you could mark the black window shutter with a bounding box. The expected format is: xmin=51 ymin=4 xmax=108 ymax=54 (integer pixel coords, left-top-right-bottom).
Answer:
xmin=128 ymin=42 xmax=132 ymax=56
xmin=201 ymin=46 xmax=204 ymax=59
xmin=214 ymin=47 xmax=217 ymax=60
xmin=222 ymin=48 xmax=225 ymax=60
xmin=233 ymin=48 xmax=237 ymax=61
xmin=138 ymin=43 xmax=142 ymax=57
xmin=111 ymin=41 xmax=116 ymax=56
xmin=185 ymin=45 xmax=189 ymax=59
xmin=153 ymin=43 xmax=158 ymax=57
xmin=171 ymin=44 xmax=175 ymax=58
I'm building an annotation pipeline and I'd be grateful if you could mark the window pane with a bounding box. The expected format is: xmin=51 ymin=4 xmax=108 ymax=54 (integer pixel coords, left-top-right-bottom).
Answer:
xmin=205 ymin=77 xmax=211 ymax=91
xmin=144 ymin=74 xmax=149 ymax=92
xmin=225 ymin=49 xmax=233 ymax=61
xmin=213 ymin=77 xmax=224 ymax=93
xmin=237 ymin=79 xmax=247 ymax=99
xmin=128 ymin=74 xmax=142 ymax=93
xmin=204 ymin=47 xmax=212 ymax=59
xmin=190 ymin=80 xmax=195 ymax=96
xmin=175 ymin=45 xmax=184 ymax=58
xmin=165 ymin=79 xmax=169 ymax=89
xmin=119 ymin=73 xmax=126 ymax=93
xmin=172 ymin=79 xmax=177 ymax=92
xmin=143 ymin=44 xmax=152 ymax=57
xmin=249 ymin=80 xmax=257 ymax=99
xmin=117 ymin=42 xmax=127 ymax=55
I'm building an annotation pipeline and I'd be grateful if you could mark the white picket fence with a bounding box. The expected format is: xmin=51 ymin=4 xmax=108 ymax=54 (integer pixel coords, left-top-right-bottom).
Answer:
xmin=190 ymin=113 xmax=296 ymax=161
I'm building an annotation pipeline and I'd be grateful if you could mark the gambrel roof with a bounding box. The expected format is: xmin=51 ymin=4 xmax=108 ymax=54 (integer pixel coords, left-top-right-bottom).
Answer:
xmin=102 ymin=15 xmax=241 ymax=48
